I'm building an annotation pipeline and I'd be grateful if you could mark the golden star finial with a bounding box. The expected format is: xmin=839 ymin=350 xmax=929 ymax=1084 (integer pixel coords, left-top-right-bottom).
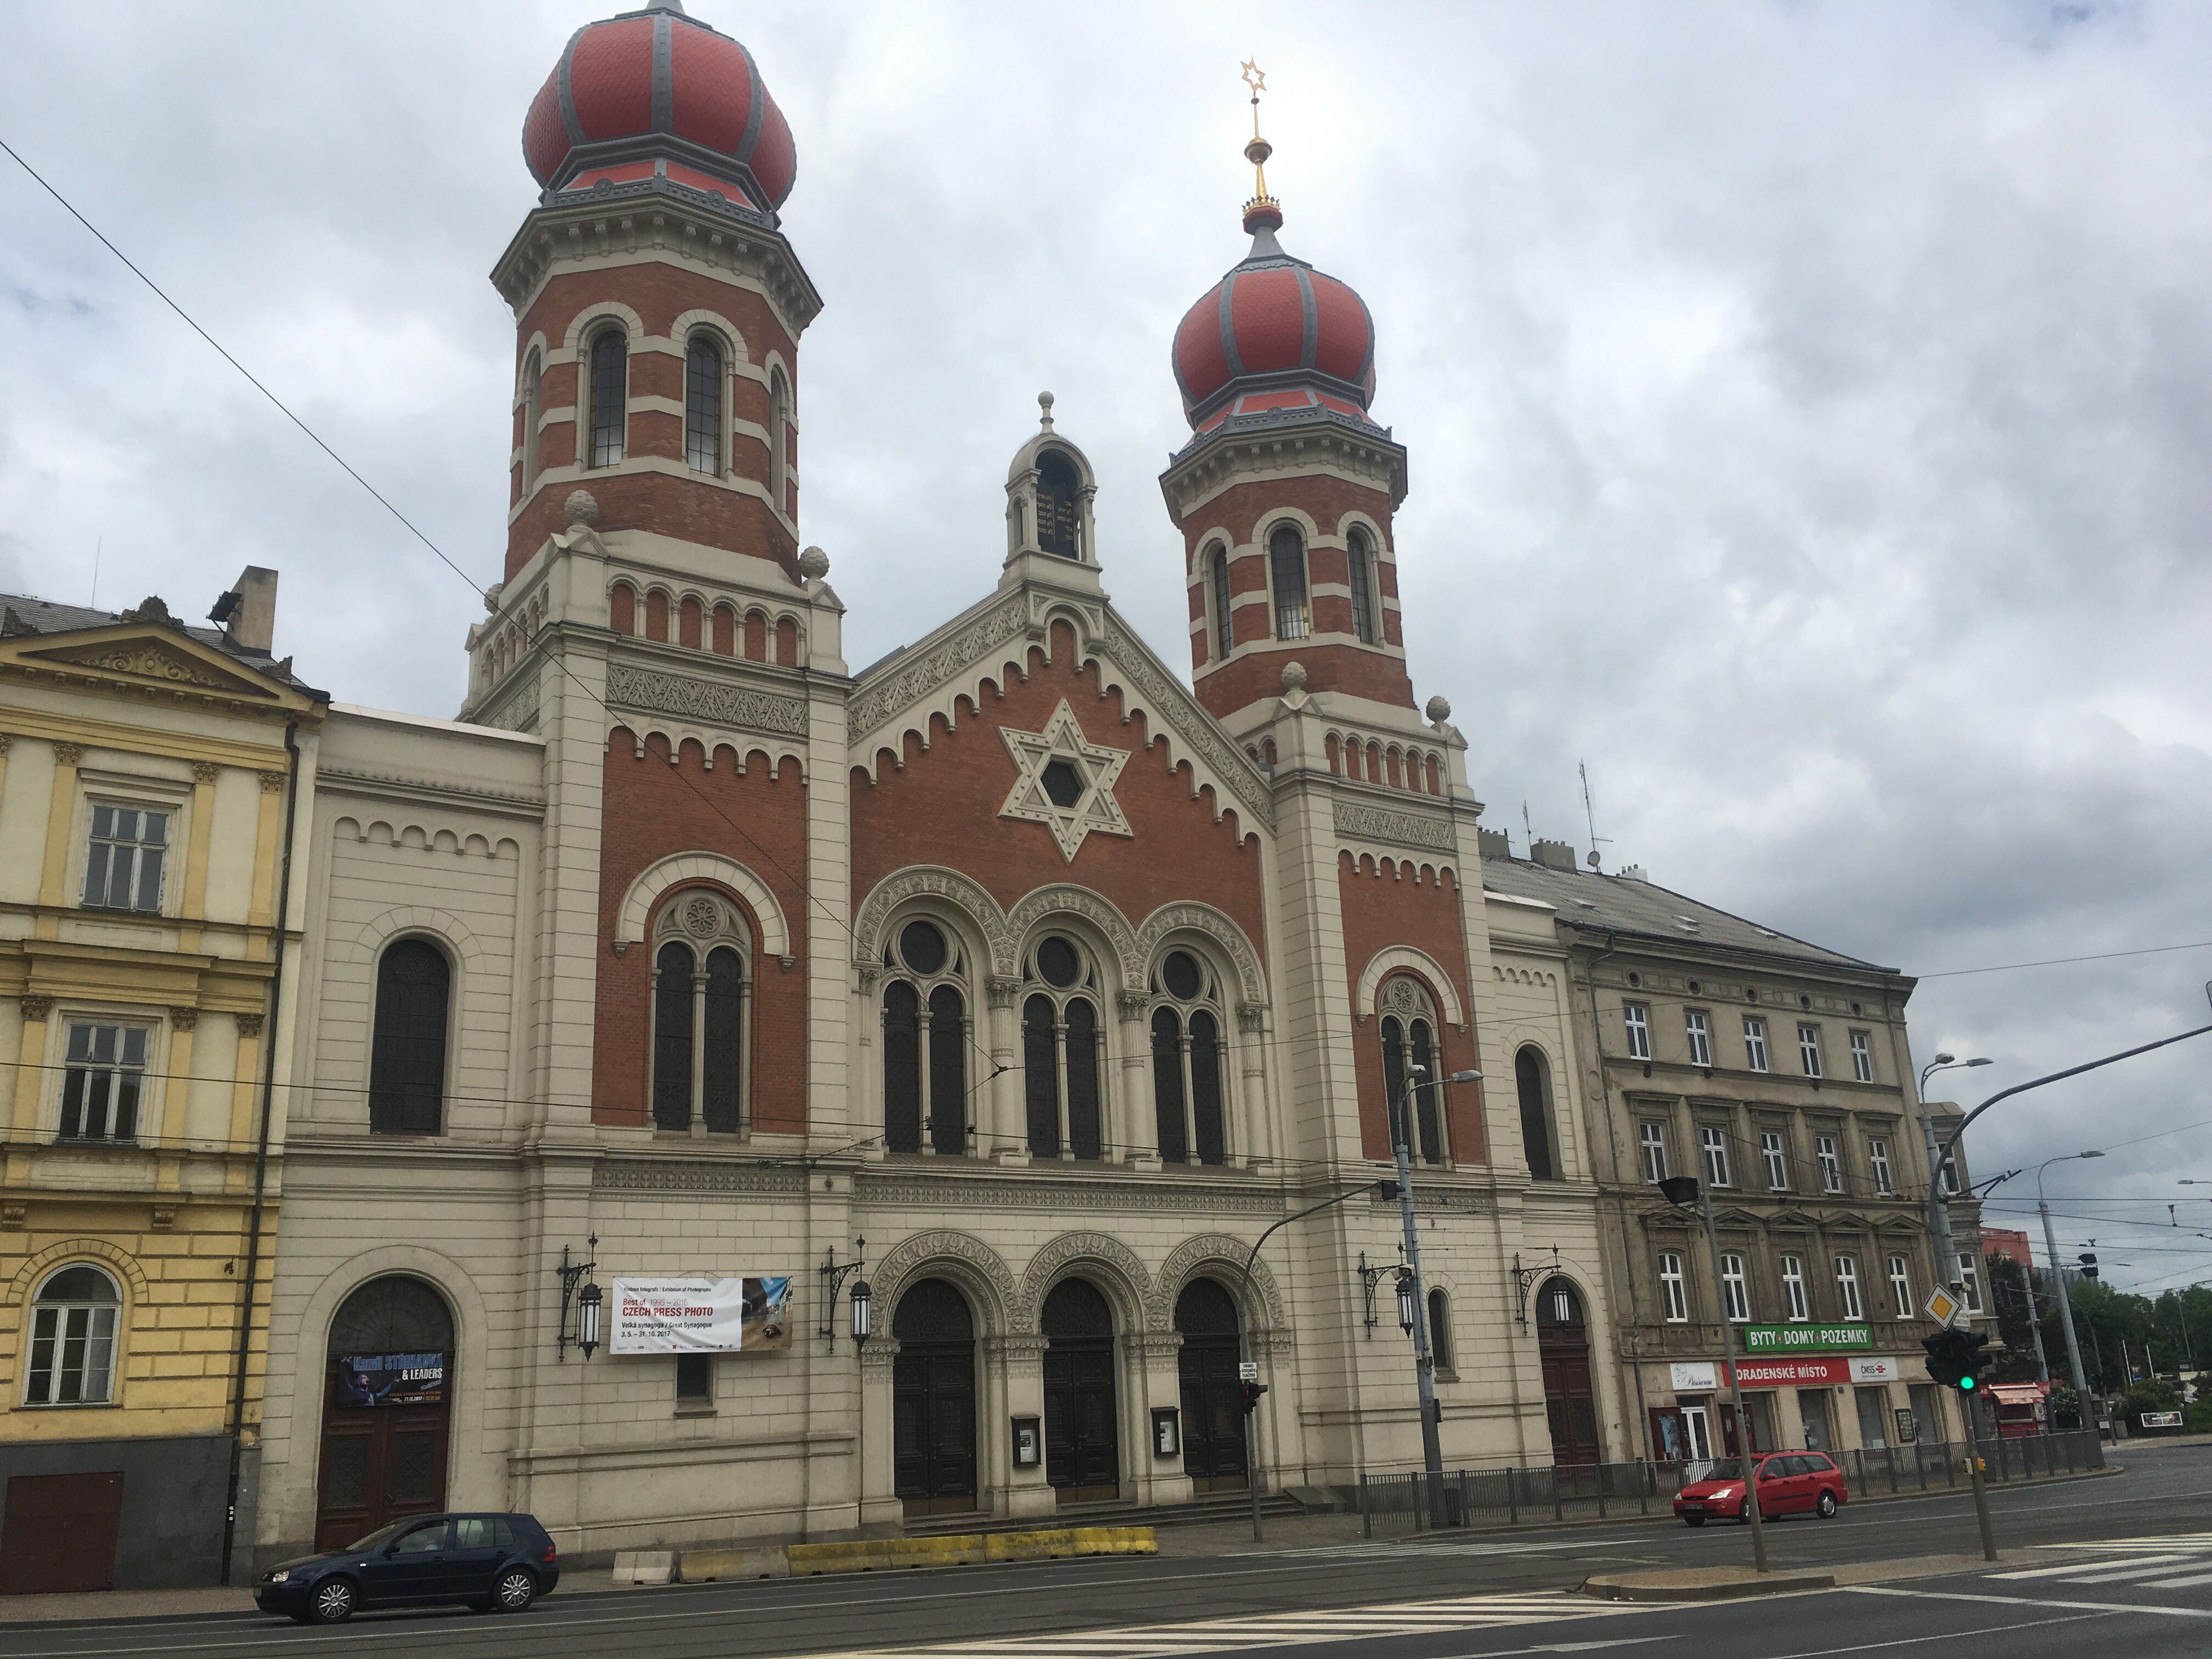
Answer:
xmin=1238 ymin=60 xmax=1278 ymax=224
xmin=1240 ymin=59 xmax=1266 ymax=95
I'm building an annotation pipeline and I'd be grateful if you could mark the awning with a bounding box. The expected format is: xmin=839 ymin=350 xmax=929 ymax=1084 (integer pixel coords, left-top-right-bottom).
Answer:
xmin=1989 ymin=1384 xmax=2047 ymax=1406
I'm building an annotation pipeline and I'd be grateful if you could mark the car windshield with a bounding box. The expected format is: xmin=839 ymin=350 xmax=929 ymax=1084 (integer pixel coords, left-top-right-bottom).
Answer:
xmin=343 ymin=1521 xmax=409 ymax=1552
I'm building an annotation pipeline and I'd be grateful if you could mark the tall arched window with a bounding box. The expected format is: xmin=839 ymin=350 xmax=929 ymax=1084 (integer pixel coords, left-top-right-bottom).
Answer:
xmin=1347 ymin=527 xmax=1376 ymax=644
xmin=1427 ymin=1287 xmax=1454 ymax=1371
xmin=588 ymin=329 xmax=627 ymax=467
xmin=24 ymin=1265 xmax=120 ymax=1406
xmin=1036 ymin=450 xmax=1081 ymax=558
xmin=1377 ymin=975 xmax=1446 ymax=1166
xmin=685 ymin=334 xmax=723 ymax=474
xmin=1516 ymin=1045 xmax=1560 ymax=1181
xmin=1209 ymin=545 xmax=1234 ymax=663
xmin=881 ymin=918 xmax=969 ymax=1156
xmin=1269 ymin=525 xmax=1310 ymax=640
xmin=1148 ymin=949 xmax=1227 ymax=1165
xmin=520 ymin=349 xmax=542 ymax=496
xmin=369 ymin=938 xmax=450 ymax=1135
xmin=768 ymin=367 xmax=791 ymax=512
xmin=651 ymin=892 xmax=750 ymax=1135
xmin=1022 ymin=934 xmax=1103 ymax=1160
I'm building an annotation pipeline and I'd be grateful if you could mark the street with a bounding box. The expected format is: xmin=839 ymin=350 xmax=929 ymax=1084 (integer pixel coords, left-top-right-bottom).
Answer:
xmin=7 ymin=1444 xmax=2210 ymax=1659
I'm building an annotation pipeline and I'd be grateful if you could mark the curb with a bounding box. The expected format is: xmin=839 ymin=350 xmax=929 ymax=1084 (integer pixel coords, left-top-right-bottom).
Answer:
xmin=618 ymin=1525 xmax=1157 ymax=1585
xmin=1583 ymin=1570 xmax=1836 ymax=1602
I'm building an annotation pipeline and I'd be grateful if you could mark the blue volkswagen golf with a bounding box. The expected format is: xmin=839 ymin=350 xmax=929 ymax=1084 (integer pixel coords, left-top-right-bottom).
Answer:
xmin=256 ymin=1513 xmax=558 ymax=1623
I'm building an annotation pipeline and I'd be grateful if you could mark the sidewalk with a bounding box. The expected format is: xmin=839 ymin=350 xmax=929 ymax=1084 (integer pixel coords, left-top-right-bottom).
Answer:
xmin=1583 ymin=1551 xmax=2025 ymax=1602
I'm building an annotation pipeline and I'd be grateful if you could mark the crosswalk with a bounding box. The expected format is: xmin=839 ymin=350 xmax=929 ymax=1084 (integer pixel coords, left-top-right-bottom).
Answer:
xmin=800 ymin=1590 xmax=1653 ymax=1657
xmin=1989 ymin=1533 xmax=2212 ymax=1594
xmin=1226 ymin=1534 xmax=1651 ymax=1562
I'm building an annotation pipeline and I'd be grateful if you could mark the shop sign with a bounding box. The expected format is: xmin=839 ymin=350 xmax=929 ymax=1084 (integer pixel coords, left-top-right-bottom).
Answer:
xmin=1669 ymin=1362 xmax=1719 ymax=1391
xmin=1739 ymin=1322 xmax=1872 ymax=1355
xmin=336 ymin=1351 xmax=445 ymax=1407
xmin=1850 ymin=1356 xmax=1901 ymax=1384
xmin=1729 ymin=1356 xmax=1850 ymax=1388
xmin=609 ymin=1276 xmax=793 ymax=1354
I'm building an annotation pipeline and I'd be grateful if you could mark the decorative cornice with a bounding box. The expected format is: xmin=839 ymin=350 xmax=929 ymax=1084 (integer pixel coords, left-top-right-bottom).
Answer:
xmin=1097 ymin=614 xmax=1273 ymax=829
xmin=317 ymin=765 xmax=545 ymax=813
xmin=856 ymin=1173 xmax=1280 ymax=1216
xmin=592 ymin=1160 xmax=809 ymax=1196
xmin=606 ymin=663 xmax=808 ymax=740
xmin=1334 ymin=799 xmax=1457 ymax=855
xmin=848 ymin=594 xmax=1027 ymax=743
xmin=1159 ymin=414 xmax=1409 ymax=518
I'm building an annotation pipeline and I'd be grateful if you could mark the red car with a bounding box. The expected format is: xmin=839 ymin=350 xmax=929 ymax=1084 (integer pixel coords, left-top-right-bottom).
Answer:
xmin=1673 ymin=1450 xmax=1849 ymax=1526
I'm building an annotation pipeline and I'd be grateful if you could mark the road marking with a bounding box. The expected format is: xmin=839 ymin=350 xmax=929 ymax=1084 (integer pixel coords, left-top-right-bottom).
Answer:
xmin=1988 ymin=1553 xmax=2190 ymax=1579
xmin=2141 ymin=1570 xmax=2212 ymax=1590
xmin=2060 ymin=1561 xmax=2212 ymax=1584
xmin=1691 ymin=1613 xmax=2105 ymax=1659
xmin=1846 ymin=1584 xmax=2212 ymax=1618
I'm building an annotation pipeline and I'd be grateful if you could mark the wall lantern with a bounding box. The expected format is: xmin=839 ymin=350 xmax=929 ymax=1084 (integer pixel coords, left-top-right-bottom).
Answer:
xmin=819 ymin=1237 xmax=867 ymax=1352
xmin=1395 ymin=1267 xmax=1418 ymax=1337
xmin=556 ymin=1233 xmax=601 ymax=1363
xmin=575 ymin=1282 xmax=603 ymax=1360
xmin=850 ymin=1278 xmax=873 ymax=1347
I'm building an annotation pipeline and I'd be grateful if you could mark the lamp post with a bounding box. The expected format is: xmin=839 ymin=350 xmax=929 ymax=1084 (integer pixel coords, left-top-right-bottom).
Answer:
xmin=1391 ymin=1063 xmax=1482 ymax=1523
xmin=1917 ymin=1054 xmax=1991 ymax=1301
xmin=2038 ymin=1152 xmax=2102 ymax=1413
xmin=1659 ymin=1172 xmax=1767 ymax=1574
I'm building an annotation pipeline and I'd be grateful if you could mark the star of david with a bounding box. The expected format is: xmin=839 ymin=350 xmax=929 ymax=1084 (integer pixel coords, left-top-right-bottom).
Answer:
xmin=998 ymin=699 xmax=1133 ymax=863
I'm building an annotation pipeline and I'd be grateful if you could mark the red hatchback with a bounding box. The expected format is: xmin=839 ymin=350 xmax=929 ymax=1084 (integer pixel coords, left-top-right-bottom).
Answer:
xmin=1673 ymin=1450 xmax=1849 ymax=1526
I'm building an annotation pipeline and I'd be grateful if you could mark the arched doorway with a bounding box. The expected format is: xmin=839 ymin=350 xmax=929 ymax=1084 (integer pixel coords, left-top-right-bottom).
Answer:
xmin=891 ymin=1278 xmax=978 ymax=1517
xmin=316 ymin=1276 xmax=454 ymax=1549
xmin=1173 ymin=1278 xmax=1246 ymax=1492
xmin=1536 ymin=1277 xmax=1601 ymax=1466
xmin=1041 ymin=1279 xmax=1118 ymax=1503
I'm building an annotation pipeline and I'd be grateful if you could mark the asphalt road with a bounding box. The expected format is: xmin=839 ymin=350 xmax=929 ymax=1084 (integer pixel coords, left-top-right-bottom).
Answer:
xmin=9 ymin=1443 xmax=2210 ymax=1659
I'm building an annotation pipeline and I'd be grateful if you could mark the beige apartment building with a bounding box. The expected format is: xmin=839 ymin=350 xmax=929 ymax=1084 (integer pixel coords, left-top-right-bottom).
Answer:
xmin=1480 ymin=835 xmax=1990 ymax=1466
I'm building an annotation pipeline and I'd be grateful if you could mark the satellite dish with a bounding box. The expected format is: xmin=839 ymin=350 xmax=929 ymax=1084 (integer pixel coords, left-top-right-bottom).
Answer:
xmin=1586 ymin=850 xmax=1601 ymax=868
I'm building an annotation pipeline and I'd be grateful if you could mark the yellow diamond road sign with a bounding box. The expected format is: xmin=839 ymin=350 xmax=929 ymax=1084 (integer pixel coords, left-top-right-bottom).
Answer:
xmin=1923 ymin=1286 xmax=1964 ymax=1327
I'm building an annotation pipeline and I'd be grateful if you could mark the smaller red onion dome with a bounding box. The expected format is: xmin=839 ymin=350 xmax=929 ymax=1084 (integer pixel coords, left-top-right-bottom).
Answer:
xmin=1172 ymin=218 xmax=1378 ymax=435
xmin=523 ymin=1 xmax=794 ymax=215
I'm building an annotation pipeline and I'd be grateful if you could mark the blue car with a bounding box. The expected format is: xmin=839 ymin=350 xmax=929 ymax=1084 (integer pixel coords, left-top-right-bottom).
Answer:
xmin=255 ymin=1513 xmax=558 ymax=1624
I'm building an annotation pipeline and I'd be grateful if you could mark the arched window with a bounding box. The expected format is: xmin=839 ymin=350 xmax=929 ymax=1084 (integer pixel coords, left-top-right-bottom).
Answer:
xmin=1269 ymin=524 xmax=1310 ymax=640
xmin=1209 ymin=545 xmax=1234 ymax=663
xmin=1516 ymin=1045 xmax=1559 ymax=1181
xmin=1427 ymin=1287 xmax=1453 ymax=1371
xmin=651 ymin=892 xmax=751 ymax=1135
xmin=1149 ymin=949 xmax=1228 ymax=1165
xmin=520 ymin=349 xmax=543 ymax=496
xmin=1377 ymin=976 xmax=1446 ymax=1166
xmin=25 ymin=1265 xmax=120 ymax=1406
xmin=1036 ymin=450 xmax=1081 ymax=558
xmin=881 ymin=918 xmax=969 ymax=1156
xmin=369 ymin=939 xmax=450 ymax=1135
xmin=685 ymin=334 xmax=723 ymax=474
xmin=588 ymin=328 xmax=627 ymax=467
xmin=768 ymin=367 xmax=791 ymax=512
xmin=1347 ymin=527 xmax=1376 ymax=644
xmin=1022 ymin=934 xmax=1103 ymax=1160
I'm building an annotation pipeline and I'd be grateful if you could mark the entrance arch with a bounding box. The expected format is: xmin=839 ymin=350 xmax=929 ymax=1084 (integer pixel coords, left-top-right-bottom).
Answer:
xmin=1173 ymin=1278 xmax=1246 ymax=1491
xmin=1041 ymin=1278 xmax=1119 ymax=1503
xmin=891 ymin=1278 xmax=979 ymax=1517
xmin=316 ymin=1276 xmax=454 ymax=1548
xmin=1536 ymin=1276 xmax=1601 ymax=1466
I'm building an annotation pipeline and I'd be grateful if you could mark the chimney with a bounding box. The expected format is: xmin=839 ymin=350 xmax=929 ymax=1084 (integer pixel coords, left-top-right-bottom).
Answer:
xmin=1620 ymin=864 xmax=1650 ymax=882
xmin=1531 ymin=838 xmax=1579 ymax=873
xmin=1476 ymin=827 xmax=1511 ymax=864
xmin=211 ymin=566 xmax=278 ymax=655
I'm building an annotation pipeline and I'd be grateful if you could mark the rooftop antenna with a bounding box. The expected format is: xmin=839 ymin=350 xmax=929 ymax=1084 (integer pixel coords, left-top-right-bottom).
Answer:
xmin=1579 ymin=760 xmax=1613 ymax=870
xmin=90 ymin=536 xmax=101 ymax=609
xmin=1521 ymin=800 xmax=1533 ymax=851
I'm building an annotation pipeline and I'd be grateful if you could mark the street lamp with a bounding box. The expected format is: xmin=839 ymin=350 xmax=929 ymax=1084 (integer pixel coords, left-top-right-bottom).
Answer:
xmin=1657 ymin=1173 xmax=1767 ymax=1575
xmin=1395 ymin=1268 xmax=1417 ymax=1336
xmin=1917 ymin=1055 xmax=1991 ymax=1289
xmin=2038 ymin=1152 xmax=2103 ymax=1411
xmin=1389 ymin=1062 xmax=1482 ymax=1523
xmin=850 ymin=1277 xmax=873 ymax=1347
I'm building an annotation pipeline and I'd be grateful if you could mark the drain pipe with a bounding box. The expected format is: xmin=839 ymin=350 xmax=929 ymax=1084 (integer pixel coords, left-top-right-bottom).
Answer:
xmin=221 ymin=719 xmax=301 ymax=1585
xmin=1580 ymin=930 xmax=1655 ymax=1466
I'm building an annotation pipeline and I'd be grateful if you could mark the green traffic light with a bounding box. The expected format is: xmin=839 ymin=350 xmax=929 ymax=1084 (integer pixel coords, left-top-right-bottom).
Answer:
xmin=1960 ymin=1376 xmax=1977 ymax=1391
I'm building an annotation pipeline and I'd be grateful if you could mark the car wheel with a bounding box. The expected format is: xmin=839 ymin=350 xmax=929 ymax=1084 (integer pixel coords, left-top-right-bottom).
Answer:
xmin=492 ymin=1567 xmax=538 ymax=1613
xmin=309 ymin=1579 xmax=357 ymax=1625
xmin=1817 ymin=1490 xmax=1838 ymax=1517
xmin=1682 ymin=1515 xmax=1706 ymax=1527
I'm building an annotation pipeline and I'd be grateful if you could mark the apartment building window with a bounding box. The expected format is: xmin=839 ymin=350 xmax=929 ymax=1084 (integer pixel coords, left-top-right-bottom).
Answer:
xmin=1956 ymin=1252 xmax=1984 ymax=1314
xmin=1743 ymin=1016 xmax=1769 ymax=1073
xmin=1835 ymin=1255 xmax=1864 ymax=1321
xmin=1816 ymin=1133 xmax=1843 ymax=1194
xmin=1685 ymin=1009 xmax=1713 ymax=1068
xmin=23 ymin=1266 xmax=120 ymax=1407
xmin=1888 ymin=1254 xmax=1912 ymax=1316
xmin=1658 ymin=1251 xmax=1688 ymax=1323
xmin=1867 ymin=1137 xmax=1894 ymax=1195
xmin=1849 ymin=1029 xmax=1875 ymax=1083
xmin=1761 ymin=1130 xmax=1789 ymax=1191
xmin=1624 ymin=1002 xmax=1651 ymax=1061
xmin=1797 ymin=1023 xmax=1824 ymax=1077
xmin=1719 ymin=1254 xmax=1751 ymax=1323
xmin=82 ymin=805 xmax=169 ymax=912
xmin=1639 ymin=1120 xmax=1668 ymax=1184
xmin=1781 ymin=1254 xmax=1809 ymax=1321
xmin=1699 ymin=1124 xmax=1731 ymax=1188
xmin=59 ymin=1022 xmax=149 ymax=1143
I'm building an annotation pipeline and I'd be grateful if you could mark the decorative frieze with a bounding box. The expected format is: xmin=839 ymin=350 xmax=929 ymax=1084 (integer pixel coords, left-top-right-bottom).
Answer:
xmin=1334 ymin=799 xmax=1457 ymax=855
xmin=857 ymin=1175 xmax=1281 ymax=1216
xmin=606 ymin=663 xmax=808 ymax=739
xmin=591 ymin=1160 xmax=808 ymax=1196
xmin=847 ymin=594 xmax=1026 ymax=742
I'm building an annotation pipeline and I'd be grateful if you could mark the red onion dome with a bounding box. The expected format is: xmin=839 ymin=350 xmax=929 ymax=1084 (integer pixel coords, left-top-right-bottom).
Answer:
xmin=523 ymin=0 xmax=794 ymax=216
xmin=1172 ymin=218 xmax=1378 ymax=436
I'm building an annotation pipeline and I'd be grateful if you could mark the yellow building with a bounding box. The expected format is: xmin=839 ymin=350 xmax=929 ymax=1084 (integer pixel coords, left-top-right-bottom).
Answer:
xmin=0 ymin=574 xmax=323 ymax=1593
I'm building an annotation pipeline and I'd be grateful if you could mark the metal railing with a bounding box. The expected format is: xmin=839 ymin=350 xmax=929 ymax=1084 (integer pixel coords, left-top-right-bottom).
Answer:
xmin=1356 ymin=1429 xmax=2103 ymax=1536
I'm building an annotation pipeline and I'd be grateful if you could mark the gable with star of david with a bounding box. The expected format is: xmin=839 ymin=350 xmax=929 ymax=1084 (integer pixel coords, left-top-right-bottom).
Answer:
xmin=997 ymin=699 xmax=1133 ymax=862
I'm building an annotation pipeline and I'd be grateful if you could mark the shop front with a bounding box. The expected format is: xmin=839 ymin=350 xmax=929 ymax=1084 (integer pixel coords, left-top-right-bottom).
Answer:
xmin=1647 ymin=1338 xmax=1937 ymax=1465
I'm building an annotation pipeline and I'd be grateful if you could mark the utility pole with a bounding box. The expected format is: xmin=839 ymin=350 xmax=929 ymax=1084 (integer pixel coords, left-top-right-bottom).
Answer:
xmin=1392 ymin=1064 xmax=1480 ymax=1521
xmin=1660 ymin=1173 xmax=1767 ymax=1573
xmin=2038 ymin=1169 xmax=2094 ymax=1422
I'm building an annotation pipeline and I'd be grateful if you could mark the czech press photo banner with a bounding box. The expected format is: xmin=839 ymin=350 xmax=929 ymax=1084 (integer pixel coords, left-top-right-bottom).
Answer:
xmin=610 ymin=1276 xmax=792 ymax=1354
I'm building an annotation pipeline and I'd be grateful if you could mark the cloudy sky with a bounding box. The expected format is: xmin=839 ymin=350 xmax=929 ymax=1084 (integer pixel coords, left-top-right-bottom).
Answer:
xmin=4 ymin=2 xmax=2208 ymax=1286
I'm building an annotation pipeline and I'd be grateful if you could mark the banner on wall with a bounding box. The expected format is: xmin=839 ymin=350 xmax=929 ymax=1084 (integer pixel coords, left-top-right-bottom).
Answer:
xmin=609 ymin=1276 xmax=792 ymax=1354
xmin=336 ymin=1352 xmax=446 ymax=1407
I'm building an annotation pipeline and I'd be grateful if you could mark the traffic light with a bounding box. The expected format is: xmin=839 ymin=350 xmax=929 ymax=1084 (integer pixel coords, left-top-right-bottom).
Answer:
xmin=1239 ymin=1380 xmax=1268 ymax=1415
xmin=2079 ymin=1252 xmax=2099 ymax=1281
xmin=1922 ymin=1326 xmax=1990 ymax=1393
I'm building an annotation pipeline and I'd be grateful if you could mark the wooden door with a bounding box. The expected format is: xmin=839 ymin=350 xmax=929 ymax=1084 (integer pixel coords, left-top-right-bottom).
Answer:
xmin=0 ymin=1471 xmax=124 ymax=1594
xmin=315 ymin=1358 xmax=451 ymax=1550
xmin=1177 ymin=1335 xmax=1247 ymax=1487
xmin=893 ymin=1341 xmax=978 ymax=1516
xmin=1540 ymin=1345 xmax=1602 ymax=1465
xmin=1043 ymin=1341 xmax=1119 ymax=1499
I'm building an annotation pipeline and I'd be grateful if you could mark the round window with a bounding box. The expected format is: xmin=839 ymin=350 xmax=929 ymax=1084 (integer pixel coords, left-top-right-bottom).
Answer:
xmin=899 ymin=919 xmax=947 ymax=976
xmin=1036 ymin=936 xmax=1080 ymax=989
xmin=1160 ymin=951 xmax=1203 ymax=1001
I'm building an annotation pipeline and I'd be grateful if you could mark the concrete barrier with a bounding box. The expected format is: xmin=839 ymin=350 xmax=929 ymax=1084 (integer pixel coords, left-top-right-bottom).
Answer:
xmin=678 ymin=1545 xmax=791 ymax=1582
xmin=640 ymin=1525 xmax=1156 ymax=1583
xmin=985 ymin=1526 xmax=1155 ymax=1563
xmin=612 ymin=1550 xmax=676 ymax=1586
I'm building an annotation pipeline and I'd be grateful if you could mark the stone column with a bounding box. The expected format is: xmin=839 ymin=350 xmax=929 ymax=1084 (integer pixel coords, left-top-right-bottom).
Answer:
xmin=857 ymin=1338 xmax=902 ymax=1532
xmin=1116 ymin=992 xmax=1159 ymax=1170
xmin=986 ymin=978 xmax=1026 ymax=1164
xmin=988 ymin=1333 xmax=1056 ymax=1517
xmin=1237 ymin=1003 xmax=1273 ymax=1170
xmin=1130 ymin=1330 xmax=1192 ymax=1507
